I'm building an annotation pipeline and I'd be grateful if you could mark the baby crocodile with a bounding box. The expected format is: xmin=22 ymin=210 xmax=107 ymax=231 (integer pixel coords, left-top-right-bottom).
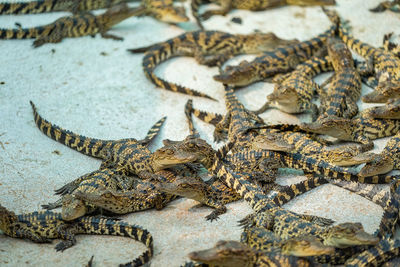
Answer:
xmin=362 ymin=99 xmax=400 ymax=119
xmin=255 ymin=54 xmax=332 ymax=120
xmin=188 ymin=239 xmax=330 ymax=267
xmin=317 ymin=36 xmax=362 ymax=120
xmin=213 ymin=13 xmax=338 ymax=87
xmin=241 ymin=227 xmax=334 ymax=257
xmin=383 ymin=32 xmax=400 ymax=58
xmin=191 ymin=0 xmax=336 ymax=29
xmin=128 ymin=30 xmax=299 ymax=100
xmin=0 ymin=4 xmax=143 ymax=47
xmin=324 ymin=8 xmax=400 ymax=103
xmin=299 ymin=114 xmax=400 ymax=152
xmin=0 ymin=204 xmax=153 ymax=266
xmin=359 ymin=131 xmax=400 ymax=177
xmin=31 ymin=101 xmax=192 ymax=180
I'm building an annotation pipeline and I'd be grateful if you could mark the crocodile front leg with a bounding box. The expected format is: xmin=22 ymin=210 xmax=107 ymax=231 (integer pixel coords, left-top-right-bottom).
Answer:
xmin=201 ymin=0 xmax=232 ymax=20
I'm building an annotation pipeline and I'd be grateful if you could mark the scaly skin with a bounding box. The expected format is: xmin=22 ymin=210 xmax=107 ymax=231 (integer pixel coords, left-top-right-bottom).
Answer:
xmin=188 ymin=240 xmax=330 ymax=267
xmin=323 ymin=8 xmax=400 ymax=103
xmin=155 ymin=175 xmax=228 ymax=221
xmin=345 ymin=236 xmax=400 ymax=267
xmin=0 ymin=4 xmax=145 ymax=47
xmin=359 ymin=131 xmax=400 ymax=177
xmin=213 ymin=16 xmax=338 ymax=87
xmin=187 ymin=102 xmax=376 ymax=167
xmin=128 ymin=30 xmax=299 ymax=100
xmin=363 ymin=99 xmax=400 ymax=119
xmin=241 ymin=227 xmax=335 ymax=256
xmin=30 ymin=101 xmax=193 ymax=179
xmin=0 ymin=0 xmax=127 ymax=14
xmin=0 ymin=205 xmax=153 ymax=266
xmin=47 ymin=165 xmax=199 ymax=220
xmin=369 ymin=0 xmax=400 ymax=13
xmin=255 ymin=55 xmax=332 ymax=120
xmin=383 ymin=33 xmax=400 ymax=58
xmin=299 ymin=114 xmax=400 ymax=152
xmin=191 ymin=0 xmax=336 ymax=29
xmin=317 ymin=37 xmax=362 ymax=121
xmin=140 ymin=0 xmax=189 ymax=23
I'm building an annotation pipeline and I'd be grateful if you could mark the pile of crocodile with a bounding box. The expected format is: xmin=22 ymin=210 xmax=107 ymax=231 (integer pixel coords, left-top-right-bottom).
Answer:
xmin=1 ymin=0 xmax=400 ymax=266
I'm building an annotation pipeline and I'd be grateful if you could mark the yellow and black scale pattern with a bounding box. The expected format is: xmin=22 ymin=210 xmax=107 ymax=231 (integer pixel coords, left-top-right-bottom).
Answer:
xmin=316 ymin=37 xmax=362 ymax=120
xmin=0 ymin=205 xmax=153 ymax=267
xmin=31 ymin=101 xmax=167 ymax=177
xmin=256 ymin=54 xmax=332 ymax=119
xmin=128 ymin=30 xmax=298 ymax=100
xmin=0 ymin=0 xmax=126 ymax=15
xmin=213 ymin=18 xmax=338 ymax=86
xmin=0 ymin=4 xmax=140 ymax=47
xmin=324 ymin=9 xmax=400 ymax=103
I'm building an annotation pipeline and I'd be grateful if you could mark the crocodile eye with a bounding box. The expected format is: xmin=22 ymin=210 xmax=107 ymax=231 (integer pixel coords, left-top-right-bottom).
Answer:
xmin=300 ymin=240 xmax=309 ymax=245
xmin=188 ymin=143 xmax=196 ymax=148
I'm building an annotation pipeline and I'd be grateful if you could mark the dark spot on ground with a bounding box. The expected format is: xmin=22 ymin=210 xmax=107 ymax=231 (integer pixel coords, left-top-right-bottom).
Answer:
xmin=231 ymin=17 xmax=242 ymax=24
xmin=52 ymin=150 xmax=61 ymax=155
xmin=100 ymin=52 xmax=108 ymax=56
xmin=0 ymin=81 xmax=4 ymax=85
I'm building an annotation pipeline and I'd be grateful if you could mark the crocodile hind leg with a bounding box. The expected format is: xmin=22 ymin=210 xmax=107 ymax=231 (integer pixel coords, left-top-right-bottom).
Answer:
xmin=54 ymin=224 xmax=78 ymax=252
xmin=33 ymin=28 xmax=64 ymax=48
xmin=214 ymin=112 xmax=231 ymax=143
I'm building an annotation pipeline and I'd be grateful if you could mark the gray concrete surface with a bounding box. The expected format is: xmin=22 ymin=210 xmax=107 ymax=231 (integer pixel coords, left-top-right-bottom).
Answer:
xmin=0 ymin=0 xmax=399 ymax=265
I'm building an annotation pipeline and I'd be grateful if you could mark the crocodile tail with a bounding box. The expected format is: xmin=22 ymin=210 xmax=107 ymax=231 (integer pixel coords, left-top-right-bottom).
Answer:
xmin=78 ymin=217 xmax=154 ymax=267
xmin=184 ymin=99 xmax=199 ymax=135
xmin=329 ymin=180 xmax=389 ymax=207
xmin=0 ymin=26 xmax=43 ymax=39
xmin=140 ymin=116 xmax=167 ymax=146
xmin=140 ymin=41 xmax=217 ymax=101
xmin=0 ymin=1 xmax=56 ymax=15
xmin=191 ymin=0 xmax=206 ymax=29
xmin=322 ymin=7 xmax=376 ymax=58
xmin=192 ymin=107 xmax=223 ymax=127
xmin=30 ymin=101 xmax=112 ymax=159
xmin=272 ymin=176 xmax=329 ymax=206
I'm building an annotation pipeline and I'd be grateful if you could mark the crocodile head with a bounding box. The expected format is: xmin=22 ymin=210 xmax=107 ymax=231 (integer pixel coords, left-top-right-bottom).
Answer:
xmin=152 ymin=139 xmax=199 ymax=171
xmin=154 ymin=135 xmax=215 ymax=169
xmin=300 ymin=117 xmax=354 ymax=140
xmin=61 ymin=195 xmax=87 ymax=221
xmin=0 ymin=204 xmax=17 ymax=232
xmin=323 ymin=222 xmax=379 ymax=248
xmin=155 ymin=175 xmax=207 ymax=201
xmin=362 ymin=75 xmax=400 ymax=103
xmin=188 ymin=240 xmax=254 ymax=267
xmin=327 ymin=37 xmax=354 ymax=70
xmin=268 ymin=85 xmax=303 ymax=113
xmin=364 ymin=99 xmax=400 ymax=119
xmin=251 ymin=134 xmax=295 ymax=152
xmin=281 ymin=236 xmax=335 ymax=257
xmin=359 ymin=155 xmax=394 ymax=177
xmin=241 ymin=33 xmax=299 ymax=54
xmin=327 ymin=147 xmax=378 ymax=167
xmin=214 ymin=60 xmax=260 ymax=87
xmin=151 ymin=6 xmax=189 ymax=23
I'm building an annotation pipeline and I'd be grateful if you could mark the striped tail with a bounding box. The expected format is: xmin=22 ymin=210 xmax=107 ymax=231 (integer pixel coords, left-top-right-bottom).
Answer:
xmin=140 ymin=42 xmax=217 ymax=101
xmin=345 ymin=236 xmax=400 ymax=267
xmin=0 ymin=27 xmax=43 ymax=39
xmin=329 ymin=180 xmax=389 ymax=207
xmin=322 ymin=7 xmax=377 ymax=58
xmin=184 ymin=99 xmax=199 ymax=135
xmin=30 ymin=101 xmax=116 ymax=159
xmin=271 ymin=176 xmax=329 ymax=207
xmin=140 ymin=116 xmax=167 ymax=146
xmin=0 ymin=1 xmax=56 ymax=15
xmin=79 ymin=217 xmax=153 ymax=267
xmin=192 ymin=107 xmax=224 ymax=126
xmin=127 ymin=43 xmax=159 ymax=53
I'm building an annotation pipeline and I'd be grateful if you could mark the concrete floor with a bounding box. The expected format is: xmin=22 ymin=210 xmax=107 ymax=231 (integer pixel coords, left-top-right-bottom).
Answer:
xmin=0 ymin=0 xmax=399 ymax=266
